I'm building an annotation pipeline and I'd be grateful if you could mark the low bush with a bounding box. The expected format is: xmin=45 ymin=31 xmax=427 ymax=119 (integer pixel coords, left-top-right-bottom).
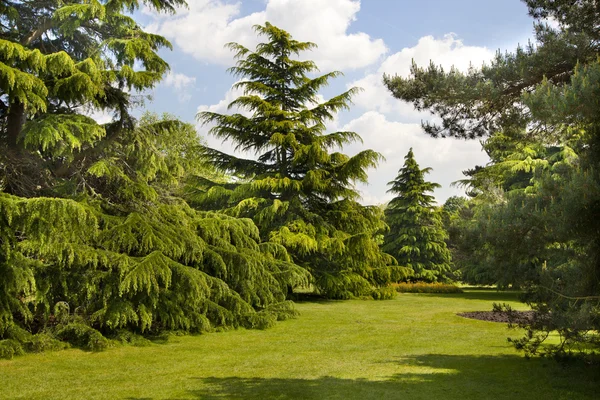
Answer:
xmin=393 ymin=282 xmax=463 ymax=294
xmin=371 ymin=286 xmax=397 ymax=300
xmin=0 ymin=339 xmax=25 ymax=359
xmin=55 ymin=323 xmax=111 ymax=352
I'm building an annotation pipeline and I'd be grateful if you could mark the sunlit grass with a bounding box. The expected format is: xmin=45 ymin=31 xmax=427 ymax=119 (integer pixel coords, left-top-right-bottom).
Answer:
xmin=1 ymin=290 xmax=598 ymax=399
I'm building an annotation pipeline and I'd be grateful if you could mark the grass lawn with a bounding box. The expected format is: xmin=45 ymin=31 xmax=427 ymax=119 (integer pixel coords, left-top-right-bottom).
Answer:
xmin=1 ymin=290 xmax=598 ymax=399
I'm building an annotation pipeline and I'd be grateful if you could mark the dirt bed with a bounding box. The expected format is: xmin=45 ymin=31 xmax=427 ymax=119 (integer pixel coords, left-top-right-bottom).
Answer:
xmin=457 ymin=310 xmax=535 ymax=323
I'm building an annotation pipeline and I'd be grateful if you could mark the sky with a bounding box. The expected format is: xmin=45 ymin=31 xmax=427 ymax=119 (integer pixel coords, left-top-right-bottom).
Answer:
xmin=131 ymin=0 xmax=538 ymax=205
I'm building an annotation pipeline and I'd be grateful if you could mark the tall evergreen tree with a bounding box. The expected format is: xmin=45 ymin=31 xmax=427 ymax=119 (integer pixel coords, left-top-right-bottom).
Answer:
xmin=383 ymin=149 xmax=451 ymax=282
xmin=0 ymin=3 xmax=310 ymax=358
xmin=194 ymin=23 xmax=409 ymax=299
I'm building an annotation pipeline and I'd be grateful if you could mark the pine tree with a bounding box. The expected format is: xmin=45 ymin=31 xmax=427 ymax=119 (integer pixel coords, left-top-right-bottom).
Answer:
xmin=194 ymin=23 xmax=409 ymax=299
xmin=382 ymin=0 xmax=600 ymax=358
xmin=0 ymin=112 xmax=311 ymax=358
xmin=383 ymin=149 xmax=451 ymax=282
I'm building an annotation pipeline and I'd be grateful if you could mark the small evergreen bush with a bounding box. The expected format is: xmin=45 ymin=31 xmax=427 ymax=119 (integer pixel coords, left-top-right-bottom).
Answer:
xmin=393 ymin=282 xmax=463 ymax=293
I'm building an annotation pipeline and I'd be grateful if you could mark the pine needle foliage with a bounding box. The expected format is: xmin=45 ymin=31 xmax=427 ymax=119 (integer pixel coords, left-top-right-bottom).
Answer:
xmin=0 ymin=112 xmax=310 ymax=357
xmin=194 ymin=23 xmax=409 ymax=299
xmin=0 ymin=191 xmax=308 ymax=357
xmin=385 ymin=0 xmax=600 ymax=358
xmin=383 ymin=149 xmax=451 ymax=282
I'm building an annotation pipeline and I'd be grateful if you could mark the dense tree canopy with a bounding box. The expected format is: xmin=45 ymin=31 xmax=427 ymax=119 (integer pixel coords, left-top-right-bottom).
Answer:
xmin=0 ymin=0 xmax=192 ymax=196
xmin=387 ymin=0 xmax=600 ymax=357
xmin=0 ymin=2 xmax=309 ymax=358
xmin=383 ymin=149 xmax=451 ymax=282
xmin=193 ymin=23 xmax=409 ymax=299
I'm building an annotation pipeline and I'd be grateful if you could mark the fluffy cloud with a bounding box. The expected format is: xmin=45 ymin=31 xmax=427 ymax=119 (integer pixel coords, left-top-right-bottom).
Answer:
xmin=338 ymin=34 xmax=496 ymax=203
xmin=189 ymin=24 xmax=495 ymax=204
xmin=163 ymin=71 xmax=197 ymax=102
xmin=145 ymin=0 xmax=387 ymax=71
xmin=350 ymin=34 xmax=495 ymax=119
xmin=341 ymin=111 xmax=489 ymax=205
xmin=82 ymin=107 xmax=113 ymax=124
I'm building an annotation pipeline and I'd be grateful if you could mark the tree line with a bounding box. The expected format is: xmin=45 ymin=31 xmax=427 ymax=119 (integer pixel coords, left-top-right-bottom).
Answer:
xmin=1 ymin=0 xmax=597 ymax=361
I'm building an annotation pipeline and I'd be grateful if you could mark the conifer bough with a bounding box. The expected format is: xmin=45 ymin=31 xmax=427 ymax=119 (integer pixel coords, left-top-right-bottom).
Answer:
xmin=194 ymin=23 xmax=411 ymax=299
xmin=0 ymin=2 xmax=311 ymax=358
xmin=383 ymin=149 xmax=452 ymax=282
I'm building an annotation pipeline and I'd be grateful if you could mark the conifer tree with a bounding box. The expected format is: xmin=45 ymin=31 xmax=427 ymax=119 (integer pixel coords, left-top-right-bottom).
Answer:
xmin=382 ymin=0 xmax=600 ymax=357
xmin=0 ymin=3 xmax=311 ymax=358
xmin=194 ymin=23 xmax=409 ymax=299
xmin=383 ymin=149 xmax=451 ymax=281
xmin=0 ymin=0 xmax=186 ymax=195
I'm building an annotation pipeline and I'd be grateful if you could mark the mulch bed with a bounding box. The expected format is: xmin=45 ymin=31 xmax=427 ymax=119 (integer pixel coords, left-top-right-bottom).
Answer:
xmin=457 ymin=310 xmax=536 ymax=324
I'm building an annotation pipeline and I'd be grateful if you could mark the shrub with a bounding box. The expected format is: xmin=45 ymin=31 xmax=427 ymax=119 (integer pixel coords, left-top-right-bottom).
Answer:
xmin=372 ymin=286 xmax=397 ymax=300
xmin=55 ymin=323 xmax=111 ymax=352
xmin=0 ymin=340 xmax=25 ymax=359
xmin=112 ymin=331 xmax=152 ymax=347
xmin=393 ymin=282 xmax=463 ymax=294
xmin=25 ymin=334 xmax=70 ymax=353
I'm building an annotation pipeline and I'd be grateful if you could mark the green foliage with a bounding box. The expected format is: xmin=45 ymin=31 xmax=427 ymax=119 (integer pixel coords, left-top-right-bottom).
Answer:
xmin=0 ymin=187 xmax=309 ymax=357
xmin=383 ymin=149 xmax=451 ymax=282
xmin=0 ymin=3 xmax=310 ymax=358
xmin=0 ymin=0 xmax=183 ymax=196
xmin=193 ymin=23 xmax=409 ymax=299
xmin=0 ymin=339 xmax=24 ymax=360
xmin=371 ymin=285 xmax=397 ymax=300
xmin=392 ymin=0 xmax=600 ymax=358
xmin=393 ymin=282 xmax=463 ymax=294
xmin=55 ymin=322 xmax=111 ymax=352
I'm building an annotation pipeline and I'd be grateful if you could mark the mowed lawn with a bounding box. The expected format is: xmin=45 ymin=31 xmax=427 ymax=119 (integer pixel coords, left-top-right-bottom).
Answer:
xmin=1 ymin=290 xmax=598 ymax=399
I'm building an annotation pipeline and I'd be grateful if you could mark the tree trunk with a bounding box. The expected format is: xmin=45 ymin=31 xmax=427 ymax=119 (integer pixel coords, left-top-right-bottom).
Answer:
xmin=6 ymin=101 xmax=26 ymax=149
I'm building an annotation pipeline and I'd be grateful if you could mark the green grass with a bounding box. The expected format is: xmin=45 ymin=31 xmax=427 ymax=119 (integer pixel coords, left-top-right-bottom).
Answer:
xmin=1 ymin=290 xmax=598 ymax=399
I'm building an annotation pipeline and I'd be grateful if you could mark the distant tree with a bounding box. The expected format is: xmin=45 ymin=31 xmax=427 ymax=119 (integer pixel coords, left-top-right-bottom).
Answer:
xmin=383 ymin=149 xmax=451 ymax=282
xmin=194 ymin=23 xmax=409 ymax=299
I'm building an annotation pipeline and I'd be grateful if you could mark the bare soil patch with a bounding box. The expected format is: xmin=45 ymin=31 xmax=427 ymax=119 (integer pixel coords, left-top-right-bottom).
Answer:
xmin=457 ymin=311 xmax=535 ymax=324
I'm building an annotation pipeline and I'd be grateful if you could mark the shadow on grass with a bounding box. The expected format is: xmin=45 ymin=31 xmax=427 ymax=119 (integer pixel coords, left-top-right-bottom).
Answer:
xmin=172 ymin=354 xmax=599 ymax=400
xmin=290 ymin=293 xmax=339 ymax=304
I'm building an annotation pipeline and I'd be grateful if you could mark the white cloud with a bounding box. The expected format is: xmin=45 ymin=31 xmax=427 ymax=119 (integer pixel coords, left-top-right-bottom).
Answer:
xmin=338 ymin=34 xmax=495 ymax=204
xmin=164 ymin=71 xmax=196 ymax=90
xmin=350 ymin=34 xmax=495 ymax=120
xmin=191 ymin=30 xmax=495 ymax=204
xmin=163 ymin=71 xmax=197 ymax=102
xmin=82 ymin=107 xmax=113 ymax=124
xmin=544 ymin=16 xmax=561 ymax=30
xmin=145 ymin=0 xmax=387 ymax=71
xmin=341 ymin=111 xmax=489 ymax=205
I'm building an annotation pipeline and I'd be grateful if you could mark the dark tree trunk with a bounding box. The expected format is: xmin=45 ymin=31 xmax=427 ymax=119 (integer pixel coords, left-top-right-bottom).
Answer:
xmin=6 ymin=101 xmax=25 ymax=148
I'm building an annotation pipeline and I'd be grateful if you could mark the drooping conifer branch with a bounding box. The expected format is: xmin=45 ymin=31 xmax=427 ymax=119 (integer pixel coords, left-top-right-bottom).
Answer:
xmin=195 ymin=23 xmax=411 ymax=299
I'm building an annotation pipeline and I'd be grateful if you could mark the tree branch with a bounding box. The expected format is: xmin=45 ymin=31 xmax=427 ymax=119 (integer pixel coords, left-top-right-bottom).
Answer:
xmin=22 ymin=18 xmax=54 ymax=46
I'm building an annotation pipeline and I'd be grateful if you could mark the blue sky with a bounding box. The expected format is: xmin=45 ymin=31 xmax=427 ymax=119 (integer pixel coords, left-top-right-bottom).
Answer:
xmin=132 ymin=0 xmax=539 ymax=204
